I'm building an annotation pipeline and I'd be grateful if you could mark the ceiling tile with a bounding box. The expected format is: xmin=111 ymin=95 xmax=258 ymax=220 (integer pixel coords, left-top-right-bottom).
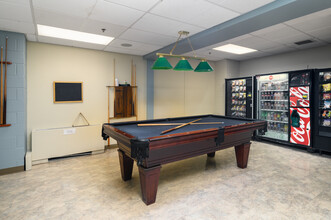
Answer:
xmin=119 ymin=28 xmax=177 ymax=46
xmin=71 ymin=41 xmax=106 ymax=51
xmin=26 ymin=34 xmax=37 ymax=41
xmin=104 ymin=46 xmax=148 ymax=56
xmin=81 ymin=19 xmax=128 ymax=38
xmin=259 ymin=45 xmax=297 ymax=55
xmin=132 ymin=13 xmax=204 ymax=37
xmin=37 ymin=35 xmax=75 ymax=47
xmin=231 ymin=34 xmax=283 ymax=50
xmin=250 ymin=23 xmax=313 ymax=44
xmin=104 ymin=0 xmax=161 ymax=12
xmin=108 ymin=39 xmax=160 ymax=52
xmin=0 ymin=0 xmax=30 ymax=6
xmin=207 ymin=0 xmax=274 ymax=14
xmin=307 ymin=26 xmax=331 ymax=43
xmin=0 ymin=1 xmax=33 ymax=22
xmin=34 ymin=9 xmax=84 ymax=31
xmin=285 ymin=8 xmax=331 ymax=33
xmin=0 ymin=18 xmax=35 ymax=34
xmin=32 ymin=0 xmax=96 ymax=18
xmin=150 ymin=0 xmax=239 ymax=28
xmin=89 ymin=1 xmax=145 ymax=27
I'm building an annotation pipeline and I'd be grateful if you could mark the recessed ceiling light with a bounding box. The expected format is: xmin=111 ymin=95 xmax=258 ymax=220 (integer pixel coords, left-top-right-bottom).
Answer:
xmin=121 ymin=43 xmax=132 ymax=47
xmin=213 ymin=44 xmax=257 ymax=54
xmin=37 ymin=24 xmax=114 ymax=45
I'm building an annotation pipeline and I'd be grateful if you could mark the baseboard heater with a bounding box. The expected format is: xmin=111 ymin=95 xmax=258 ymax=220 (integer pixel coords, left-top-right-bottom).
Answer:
xmin=31 ymin=124 xmax=105 ymax=165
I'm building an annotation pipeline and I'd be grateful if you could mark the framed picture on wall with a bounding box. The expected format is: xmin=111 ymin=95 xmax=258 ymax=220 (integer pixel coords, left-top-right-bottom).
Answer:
xmin=53 ymin=82 xmax=83 ymax=103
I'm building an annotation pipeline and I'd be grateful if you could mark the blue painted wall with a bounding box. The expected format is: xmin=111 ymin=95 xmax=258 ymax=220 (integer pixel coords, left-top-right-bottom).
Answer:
xmin=0 ymin=31 xmax=27 ymax=170
xmin=146 ymin=60 xmax=154 ymax=119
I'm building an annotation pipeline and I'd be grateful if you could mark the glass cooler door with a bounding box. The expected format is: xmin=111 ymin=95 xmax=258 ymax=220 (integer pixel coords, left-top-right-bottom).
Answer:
xmin=256 ymin=73 xmax=289 ymax=141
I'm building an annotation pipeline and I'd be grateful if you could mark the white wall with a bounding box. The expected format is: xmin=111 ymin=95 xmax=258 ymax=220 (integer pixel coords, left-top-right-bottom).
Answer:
xmin=27 ymin=42 xmax=147 ymax=150
xmin=239 ymin=45 xmax=331 ymax=77
xmin=153 ymin=58 xmax=216 ymax=118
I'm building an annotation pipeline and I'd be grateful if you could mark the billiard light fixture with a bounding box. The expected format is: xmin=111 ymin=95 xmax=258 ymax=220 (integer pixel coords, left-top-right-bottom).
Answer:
xmin=37 ymin=24 xmax=114 ymax=45
xmin=152 ymin=31 xmax=213 ymax=72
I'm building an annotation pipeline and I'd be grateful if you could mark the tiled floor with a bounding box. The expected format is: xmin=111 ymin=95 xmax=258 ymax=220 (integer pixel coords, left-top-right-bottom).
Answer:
xmin=0 ymin=141 xmax=330 ymax=220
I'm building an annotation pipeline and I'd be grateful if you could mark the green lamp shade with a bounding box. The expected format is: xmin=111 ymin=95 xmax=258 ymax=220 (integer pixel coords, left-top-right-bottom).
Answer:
xmin=152 ymin=57 xmax=172 ymax=70
xmin=173 ymin=59 xmax=193 ymax=71
xmin=194 ymin=61 xmax=214 ymax=72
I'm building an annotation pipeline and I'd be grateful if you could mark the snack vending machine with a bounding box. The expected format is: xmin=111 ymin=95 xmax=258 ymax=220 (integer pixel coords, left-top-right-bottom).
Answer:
xmin=289 ymin=70 xmax=312 ymax=147
xmin=225 ymin=77 xmax=253 ymax=118
xmin=255 ymin=73 xmax=289 ymax=142
xmin=313 ymin=68 xmax=331 ymax=153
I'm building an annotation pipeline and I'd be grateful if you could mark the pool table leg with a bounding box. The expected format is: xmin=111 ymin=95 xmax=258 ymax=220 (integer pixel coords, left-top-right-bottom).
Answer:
xmin=118 ymin=149 xmax=134 ymax=181
xmin=138 ymin=165 xmax=161 ymax=205
xmin=207 ymin=152 xmax=215 ymax=157
xmin=235 ymin=142 xmax=251 ymax=168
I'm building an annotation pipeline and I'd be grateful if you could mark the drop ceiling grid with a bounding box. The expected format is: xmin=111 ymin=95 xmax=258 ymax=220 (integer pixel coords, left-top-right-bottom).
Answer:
xmin=0 ymin=1 xmax=33 ymax=22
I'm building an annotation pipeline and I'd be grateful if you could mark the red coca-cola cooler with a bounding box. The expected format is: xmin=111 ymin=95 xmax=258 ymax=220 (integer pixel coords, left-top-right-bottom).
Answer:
xmin=289 ymin=70 xmax=314 ymax=150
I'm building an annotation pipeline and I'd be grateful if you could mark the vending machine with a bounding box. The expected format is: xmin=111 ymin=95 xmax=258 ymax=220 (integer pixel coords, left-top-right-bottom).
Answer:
xmin=225 ymin=77 xmax=253 ymax=118
xmin=289 ymin=70 xmax=312 ymax=148
xmin=312 ymin=68 xmax=331 ymax=153
xmin=255 ymin=70 xmax=315 ymax=150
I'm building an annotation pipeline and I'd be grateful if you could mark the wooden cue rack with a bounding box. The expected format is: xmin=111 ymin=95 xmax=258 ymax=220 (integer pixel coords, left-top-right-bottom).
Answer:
xmin=106 ymin=59 xmax=138 ymax=144
xmin=0 ymin=37 xmax=12 ymax=127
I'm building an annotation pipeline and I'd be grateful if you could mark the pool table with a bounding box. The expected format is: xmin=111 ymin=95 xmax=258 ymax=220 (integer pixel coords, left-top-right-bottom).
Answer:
xmin=102 ymin=114 xmax=267 ymax=205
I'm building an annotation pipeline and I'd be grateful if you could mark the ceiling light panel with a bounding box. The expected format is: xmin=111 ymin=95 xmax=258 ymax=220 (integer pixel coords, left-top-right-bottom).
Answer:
xmin=90 ymin=1 xmax=145 ymax=27
xmin=132 ymin=13 xmax=203 ymax=37
xmin=37 ymin=25 xmax=114 ymax=45
xmin=213 ymin=44 xmax=257 ymax=54
xmin=104 ymin=0 xmax=160 ymax=12
xmin=32 ymin=0 xmax=96 ymax=18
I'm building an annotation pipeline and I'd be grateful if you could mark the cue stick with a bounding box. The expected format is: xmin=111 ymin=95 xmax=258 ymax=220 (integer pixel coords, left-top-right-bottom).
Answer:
xmin=3 ymin=37 xmax=8 ymax=124
xmin=160 ymin=118 xmax=201 ymax=134
xmin=138 ymin=122 xmax=224 ymax=126
xmin=0 ymin=47 xmax=3 ymax=124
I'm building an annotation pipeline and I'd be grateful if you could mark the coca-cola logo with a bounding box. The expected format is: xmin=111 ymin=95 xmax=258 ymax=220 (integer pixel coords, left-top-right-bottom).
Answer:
xmin=290 ymin=108 xmax=310 ymax=146
xmin=269 ymin=75 xmax=273 ymax=80
xmin=290 ymin=87 xmax=310 ymax=107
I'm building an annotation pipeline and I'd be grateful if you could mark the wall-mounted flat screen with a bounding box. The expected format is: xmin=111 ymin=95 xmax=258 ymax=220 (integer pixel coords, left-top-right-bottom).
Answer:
xmin=53 ymin=82 xmax=83 ymax=103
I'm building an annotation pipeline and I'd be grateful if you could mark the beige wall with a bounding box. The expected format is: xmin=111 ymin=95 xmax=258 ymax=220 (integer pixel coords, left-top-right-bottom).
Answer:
xmin=214 ymin=59 xmax=240 ymax=115
xmin=27 ymin=42 xmax=147 ymax=150
xmin=153 ymin=58 xmax=216 ymax=119
xmin=239 ymin=44 xmax=331 ymax=77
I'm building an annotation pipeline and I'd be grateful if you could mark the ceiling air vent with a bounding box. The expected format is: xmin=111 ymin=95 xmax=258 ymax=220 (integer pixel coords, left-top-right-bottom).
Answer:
xmin=294 ymin=40 xmax=314 ymax=45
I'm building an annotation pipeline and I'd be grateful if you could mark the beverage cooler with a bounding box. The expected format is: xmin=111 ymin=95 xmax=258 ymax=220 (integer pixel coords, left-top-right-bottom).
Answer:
xmin=313 ymin=68 xmax=331 ymax=153
xmin=255 ymin=70 xmax=314 ymax=150
xmin=225 ymin=77 xmax=253 ymax=118
xmin=255 ymin=73 xmax=289 ymax=142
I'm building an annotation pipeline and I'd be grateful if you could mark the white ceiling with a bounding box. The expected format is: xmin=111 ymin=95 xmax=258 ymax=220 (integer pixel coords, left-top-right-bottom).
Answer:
xmin=0 ymin=0 xmax=330 ymax=61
